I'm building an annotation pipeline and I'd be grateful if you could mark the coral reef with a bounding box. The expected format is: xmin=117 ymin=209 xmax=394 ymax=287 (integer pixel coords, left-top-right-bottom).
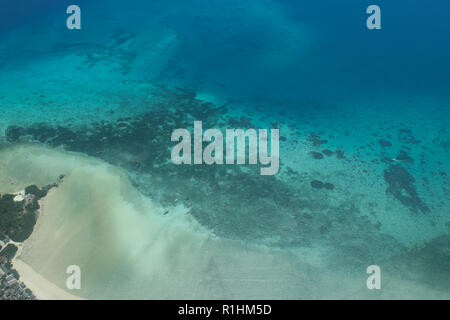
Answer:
xmin=383 ymin=164 xmax=429 ymax=214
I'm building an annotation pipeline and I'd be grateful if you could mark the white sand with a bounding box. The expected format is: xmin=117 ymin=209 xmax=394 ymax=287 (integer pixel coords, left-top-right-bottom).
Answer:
xmin=13 ymin=190 xmax=25 ymax=202
xmin=9 ymin=240 xmax=82 ymax=300
xmin=12 ymin=258 xmax=83 ymax=300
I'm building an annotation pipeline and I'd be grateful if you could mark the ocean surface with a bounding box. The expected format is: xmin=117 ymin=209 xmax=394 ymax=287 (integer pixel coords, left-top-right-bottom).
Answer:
xmin=0 ymin=0 xmax=449 ymax=299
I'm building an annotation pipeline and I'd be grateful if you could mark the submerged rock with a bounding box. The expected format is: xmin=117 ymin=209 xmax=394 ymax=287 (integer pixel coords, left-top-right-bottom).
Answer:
xmin=5 ymin=125 xmax=25 ymax=142
xmin=310 ymin=180 xmax=324 ymax=189
xmin=383 ymin=164 xmax=429 ymax=213
xmin=324 ymin=183 xmax=335 ymax=190
xmin=307 ymin=133 xmax=327 ymax=146
xmin=310 ymin=180 xmax=334 ymax=190
xmin=335 ymin=149 xmax=345 ymax=159
xmin=322 ymin=149 xmax=334 ymax=156
xmin=378 ymin=139 xmax=392 ymax=147
xmin=395 ymin=150 xmax=414 ymax=163
xmin=398 ymin=128 xmax=420 ymax=145
xmin=310 ymin=152 xmax=324 ymax=160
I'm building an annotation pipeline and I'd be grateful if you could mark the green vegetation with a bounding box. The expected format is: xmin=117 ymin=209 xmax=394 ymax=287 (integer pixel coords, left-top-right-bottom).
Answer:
xmin=0 ymin=194 xmax=25 ymax=242
xmin=12 ymin=210 xmax=36 ymax=242
xmin=9 ymin=269 xmax=19 ymax=280
xmin=0 ymin=185 xmax=46 ymax=242
xmin=24 ymin=185 xmax=48 ymax=199
xmin=0 ymin=244 xmax=18 ymax=260
xmin=0 ymin=197 xmax=36 ymax=242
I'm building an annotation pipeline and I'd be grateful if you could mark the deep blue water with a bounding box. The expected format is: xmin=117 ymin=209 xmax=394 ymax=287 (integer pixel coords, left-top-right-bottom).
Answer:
xmin=2 ymin=0 xmax=450 ymax=107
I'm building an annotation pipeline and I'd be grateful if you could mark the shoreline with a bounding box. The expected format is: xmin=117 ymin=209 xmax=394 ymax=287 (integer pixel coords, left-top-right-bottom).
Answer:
xmin=8 ymin=189 xmax=83 ymax=300
xmin=12 ymin=257 xmax=83 ymax=300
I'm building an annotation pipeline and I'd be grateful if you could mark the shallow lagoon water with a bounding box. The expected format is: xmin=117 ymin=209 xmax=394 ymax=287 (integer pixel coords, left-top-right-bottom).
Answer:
xmin=1 ymin=144 xmax=448 ymax=299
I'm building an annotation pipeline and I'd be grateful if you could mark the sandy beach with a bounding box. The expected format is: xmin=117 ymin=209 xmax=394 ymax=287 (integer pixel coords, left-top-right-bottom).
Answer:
xmin=12 ymin=258 xmax=83 ymax=300
xmin=7 ymin=191 xmax=83 ymax=300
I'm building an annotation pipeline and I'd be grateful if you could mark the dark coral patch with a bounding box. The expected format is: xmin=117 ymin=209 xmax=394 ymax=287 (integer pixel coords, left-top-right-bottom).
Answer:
xmin=378 ymin=139 xmax=392 ymax=147
xmin=307 ymin=133 xmax=327 ymax=146
xmin=335 ymin=149 xmax=345 ymax=159
xmin=324 ymin=183 xmax=335 ymax=190
xmin=310 ymin=152 xmax=324 ymax=160
xmin=395 ymin=150 xmax=414 ymax=163
xmin=398 ymin=128 xmax=420 ymax=145
xmin=310 ymin=180 xmax=324 ymax=189
xmin=310 ymin=180 xmax=334 ymax=191
xmin=5 ymin=125 xmax=25 ymax=142
xmin=322 ymin=149 xmax=334 ymax=156
xmin=383 ymin=164 xmax=429 ymax=213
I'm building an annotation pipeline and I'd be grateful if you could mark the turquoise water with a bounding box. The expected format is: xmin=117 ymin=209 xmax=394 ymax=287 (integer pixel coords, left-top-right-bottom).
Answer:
xmin=0 ymin=0 xmax=449 ymax=299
